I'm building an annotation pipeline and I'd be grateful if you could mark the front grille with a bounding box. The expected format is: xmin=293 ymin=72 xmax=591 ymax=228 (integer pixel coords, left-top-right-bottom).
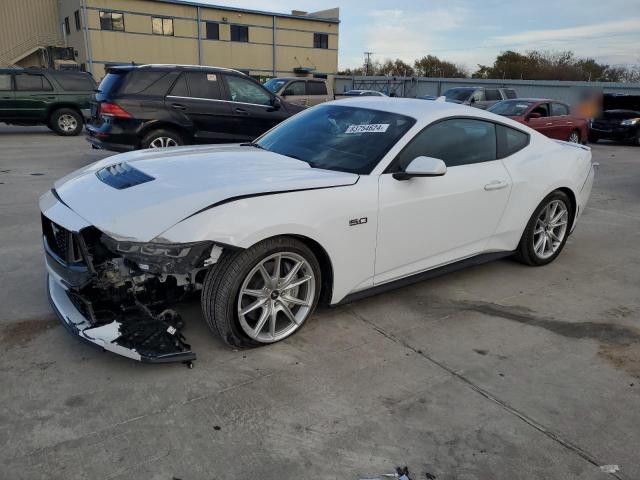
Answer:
xmin=42 ymin=215 xmax=84 ymax=264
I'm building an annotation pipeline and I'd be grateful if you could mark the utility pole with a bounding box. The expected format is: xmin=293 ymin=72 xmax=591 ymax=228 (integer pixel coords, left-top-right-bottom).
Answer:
xmin=364 ymin=51 xmax=373 ymax=76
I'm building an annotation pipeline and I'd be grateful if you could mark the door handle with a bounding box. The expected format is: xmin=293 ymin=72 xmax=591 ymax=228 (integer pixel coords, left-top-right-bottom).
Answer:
xmin=171 ymin=103 xmax=186 ymax=110
xmin=47 ymin=96 xmax=56 ymax=100
xmin=234 ymin=108 xmax=248 ymax=115
xmin=484 ymin=180 xmax=508 ymax=191
xmin=545 ymin=122 xmax=553 ymax=126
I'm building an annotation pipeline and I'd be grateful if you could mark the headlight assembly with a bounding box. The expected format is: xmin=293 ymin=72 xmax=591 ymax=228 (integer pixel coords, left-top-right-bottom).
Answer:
xmin=620 ymin=118 xmax=640 ymax=126
xmin=101 ymin=236 xmax=215 ymax=274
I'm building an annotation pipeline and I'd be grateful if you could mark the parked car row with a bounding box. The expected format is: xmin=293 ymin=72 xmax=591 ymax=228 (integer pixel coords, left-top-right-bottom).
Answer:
xmin=1 ymin=66 xmax=638 ymax=149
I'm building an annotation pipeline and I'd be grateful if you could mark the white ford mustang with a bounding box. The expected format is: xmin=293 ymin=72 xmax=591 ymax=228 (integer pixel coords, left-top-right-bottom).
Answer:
xmin=40 ymin=98 xmax=594 ymax=363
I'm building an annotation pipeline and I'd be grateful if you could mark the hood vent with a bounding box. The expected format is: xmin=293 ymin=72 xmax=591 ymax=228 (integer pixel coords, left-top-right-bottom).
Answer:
xmin=96 ymin=162 xmax=155 ymax=190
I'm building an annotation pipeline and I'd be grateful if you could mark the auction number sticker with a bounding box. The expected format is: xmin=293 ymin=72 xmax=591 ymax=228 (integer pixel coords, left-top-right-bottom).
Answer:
xmin=345 ymin=123 xmax=390 ymax=134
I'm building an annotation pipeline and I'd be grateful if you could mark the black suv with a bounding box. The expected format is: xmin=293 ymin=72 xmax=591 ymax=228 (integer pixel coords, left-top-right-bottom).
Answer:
xmin=86 ymin=64 xmax=305 ymax=151
xmin=0 ymin=68 xmax=95 ymax=136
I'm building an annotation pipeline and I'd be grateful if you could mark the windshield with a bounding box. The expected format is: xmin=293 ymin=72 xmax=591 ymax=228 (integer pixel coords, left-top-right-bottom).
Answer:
xmin=444 ymin=88 xmax=474 ymax=102
xmin=489 ymin=100 xmax=534 ymax=116
xmin=263 ymin=78 xmax=288 ymax=94
xmin=255 ymin=104 xmax=416 ymax=174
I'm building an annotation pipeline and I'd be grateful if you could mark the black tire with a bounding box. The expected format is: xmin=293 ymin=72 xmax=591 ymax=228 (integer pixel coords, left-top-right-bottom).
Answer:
xmin=514 ymin=190 xmax=573 ymax=266
xmin=201 ymin=237 xmax=322 ymax=348
xmin=588 ymin=133 xmax=599 ymax=144
xmin=140 ymin=128 xmax=184 ymax=149
xmin=50 ymin=108 xmax=83 ymax=136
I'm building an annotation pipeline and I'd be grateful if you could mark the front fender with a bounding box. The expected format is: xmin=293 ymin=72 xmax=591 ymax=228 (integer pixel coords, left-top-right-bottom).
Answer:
xmin=157 ymin=177 xmax=379 ymax=303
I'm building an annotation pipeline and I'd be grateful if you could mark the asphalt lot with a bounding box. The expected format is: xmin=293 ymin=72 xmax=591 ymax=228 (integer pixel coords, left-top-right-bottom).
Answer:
xmin=0 ymin=125 xmax=639 ymax=480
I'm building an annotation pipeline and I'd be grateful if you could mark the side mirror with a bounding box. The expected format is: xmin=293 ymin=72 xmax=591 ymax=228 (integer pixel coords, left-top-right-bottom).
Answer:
xmin=270 ymin=96 xmax=282 ymax=110
xmin=470 ymin=97 xmax=476 ymax=104
xmin=528 ymin=112 xmax=541 ymax=120
xmin=393 ymin=156 xmax=447 ymax=181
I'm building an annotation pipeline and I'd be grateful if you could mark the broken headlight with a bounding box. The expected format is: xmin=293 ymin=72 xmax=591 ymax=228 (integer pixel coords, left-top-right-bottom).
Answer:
xmin=102 ymin=236 xmax=215 ymax=274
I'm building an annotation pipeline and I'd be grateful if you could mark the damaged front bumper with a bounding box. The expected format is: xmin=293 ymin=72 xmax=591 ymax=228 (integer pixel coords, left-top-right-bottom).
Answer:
xmin=41 ymin=190 xmax=197 ymax=364
xmin=47 ymin=271 xmax=195 ymax=363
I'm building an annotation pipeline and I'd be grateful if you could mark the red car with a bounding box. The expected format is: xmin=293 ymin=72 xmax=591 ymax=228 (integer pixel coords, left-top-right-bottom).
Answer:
xmin=488 ymin=98 xmax=588 ymax=143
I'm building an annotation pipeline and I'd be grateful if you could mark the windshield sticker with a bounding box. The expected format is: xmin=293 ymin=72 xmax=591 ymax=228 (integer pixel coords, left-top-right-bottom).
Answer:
xmin=207 ymin=74 xmax=217 ymax=81
xmin=516 ymin=104 xmax=529 ymax=108
xmin=345 ymin=123 xmax=390 ymax=134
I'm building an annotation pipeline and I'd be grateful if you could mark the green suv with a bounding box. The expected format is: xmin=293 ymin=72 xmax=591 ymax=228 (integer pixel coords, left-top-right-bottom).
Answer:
xmin=0 ymin=68 xmax=95 ymax=136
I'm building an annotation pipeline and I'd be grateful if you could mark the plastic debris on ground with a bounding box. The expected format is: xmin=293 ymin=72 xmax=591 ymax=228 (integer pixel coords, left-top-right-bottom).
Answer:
xmin=599 ymin=464 xmax=620 ymax=474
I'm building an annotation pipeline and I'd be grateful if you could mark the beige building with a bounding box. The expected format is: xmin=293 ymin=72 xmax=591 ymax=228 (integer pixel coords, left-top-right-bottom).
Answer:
xmin=1 ymin=0 xmax=339 ymax=80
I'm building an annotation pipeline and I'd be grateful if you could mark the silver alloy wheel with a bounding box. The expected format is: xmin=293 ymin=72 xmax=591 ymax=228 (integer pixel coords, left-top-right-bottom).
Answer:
xmin=533 ymin=199 xmax=569 ymax=259
xmin=568 ymin=131 xmax=580 ymax=143
xmin=237 ymin=251 xmax=316 ymax=343
xmin=148 ymin=136 xmax=178 ymax=148
xmin=58 ymin=114 xmax=78 ymax=133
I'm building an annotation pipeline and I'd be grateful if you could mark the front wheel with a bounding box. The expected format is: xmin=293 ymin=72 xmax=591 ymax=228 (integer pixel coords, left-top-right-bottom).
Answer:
xmin=201 ymin=237 xmax=322 ymax=348
xmin=515 ymin=191 xmax=572 ymax=266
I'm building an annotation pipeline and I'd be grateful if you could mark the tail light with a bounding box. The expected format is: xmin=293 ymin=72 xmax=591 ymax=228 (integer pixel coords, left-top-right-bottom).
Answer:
xmin=99 ymin=102 xmax=132 ymax=119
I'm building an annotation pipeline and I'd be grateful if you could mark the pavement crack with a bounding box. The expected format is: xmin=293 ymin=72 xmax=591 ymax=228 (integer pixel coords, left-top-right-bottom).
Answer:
xmin=347 ymin=307 xmax=630 ymax=480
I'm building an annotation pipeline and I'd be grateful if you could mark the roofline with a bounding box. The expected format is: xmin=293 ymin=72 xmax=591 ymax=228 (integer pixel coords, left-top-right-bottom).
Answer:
xmin=108 ymin=63 xmax=245 ymax=75
xmin=138 ymin=63 xmax=244 ymax=74
xmin=149 ymin=0 xmax=340 ymax=23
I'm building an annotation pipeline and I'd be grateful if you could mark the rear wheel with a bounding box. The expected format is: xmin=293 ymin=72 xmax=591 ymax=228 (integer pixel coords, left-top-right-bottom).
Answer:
xmin=201 ymin=237 xmax=322 ymax=348
xmin=515 ymin=191 xmax=572 ymax=266
xmin=568 ymin=130 xmax=581 ymax=143
xmin=141 ymin=128 xmax=183 ymax=149
xmin=50 ymin=108 xmax=83 ymax=136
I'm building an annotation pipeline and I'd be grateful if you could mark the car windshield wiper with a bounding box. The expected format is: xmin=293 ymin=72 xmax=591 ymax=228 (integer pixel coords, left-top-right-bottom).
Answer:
xmin=240 ymin=141 xmax=266 ymax=150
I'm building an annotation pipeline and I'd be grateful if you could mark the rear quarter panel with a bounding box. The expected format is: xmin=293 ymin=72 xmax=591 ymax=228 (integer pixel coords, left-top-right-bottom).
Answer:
xmin=488 ymin=133 xmax=592 ymax=251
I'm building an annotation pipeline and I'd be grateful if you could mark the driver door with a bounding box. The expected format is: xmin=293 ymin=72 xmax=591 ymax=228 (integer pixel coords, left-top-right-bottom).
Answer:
xmin=374 ymin=118 xmax=511 ymax=285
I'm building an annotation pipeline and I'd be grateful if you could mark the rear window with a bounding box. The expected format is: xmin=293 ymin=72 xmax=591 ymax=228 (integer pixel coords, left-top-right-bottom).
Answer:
xmin=497 ymin=124 xmax=529 ymax=158
xmin=307 ymin=81 xmax=327 ymax=95
xmin=50 ymin=72 xmax=95 ymax=91
xmin=444 ymin=88 xmax=474 ymax=102
xmin=504 ymin=89 xmax=517 ymax=99
xmin=485 ymin=89 xmax=501 ymax=101
xmin=97 ymin=72 xmax=126 ymax=94
xmin=121 ymin=71 xmax=172 ymax=95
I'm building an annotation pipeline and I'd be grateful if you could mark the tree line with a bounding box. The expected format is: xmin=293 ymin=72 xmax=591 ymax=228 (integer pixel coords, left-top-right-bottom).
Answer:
xmin=338 ymin=50 xmax=640 ymax=83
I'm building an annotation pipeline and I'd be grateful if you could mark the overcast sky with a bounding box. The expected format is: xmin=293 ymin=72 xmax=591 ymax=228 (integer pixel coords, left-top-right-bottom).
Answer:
xmin=201 ymin=0 xmax=640 ymax=71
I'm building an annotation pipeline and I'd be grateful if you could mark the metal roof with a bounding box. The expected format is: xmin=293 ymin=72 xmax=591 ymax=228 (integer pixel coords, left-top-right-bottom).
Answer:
xmin=149 ymin=0 xmax=340 ymax=23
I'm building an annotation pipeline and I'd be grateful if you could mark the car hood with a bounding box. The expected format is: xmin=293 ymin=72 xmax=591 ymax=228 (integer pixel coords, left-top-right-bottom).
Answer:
xmin=53 ymin=144 xmax=359 ymax=242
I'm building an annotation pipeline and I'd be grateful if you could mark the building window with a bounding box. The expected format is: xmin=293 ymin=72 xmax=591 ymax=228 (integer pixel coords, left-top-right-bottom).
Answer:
xmin=100 ymin=11 xmax=125 ymax=31
xmin=64 ymin=17 xmax=70 ymax=35
xmin=74 ymin=10 xmax=81 ymax=30
xmin=230 ymin=25 xmax=249 ymax=42
xmin=313 ymin=33 xmax=328 ymax=49
xmin=152 ymin=17 xmax=174 ymax=36
xmin=205 ymin=22 xmax=219 ymax=40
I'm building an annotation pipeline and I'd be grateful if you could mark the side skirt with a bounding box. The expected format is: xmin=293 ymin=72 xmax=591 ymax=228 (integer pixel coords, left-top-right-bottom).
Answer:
xmin=334 ymin=251 xmax=513 ymax=306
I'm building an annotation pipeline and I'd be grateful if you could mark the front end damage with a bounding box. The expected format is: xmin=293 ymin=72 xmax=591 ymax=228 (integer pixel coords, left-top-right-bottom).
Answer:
xmin=41 ymin=191 xmax=221 ymax=364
